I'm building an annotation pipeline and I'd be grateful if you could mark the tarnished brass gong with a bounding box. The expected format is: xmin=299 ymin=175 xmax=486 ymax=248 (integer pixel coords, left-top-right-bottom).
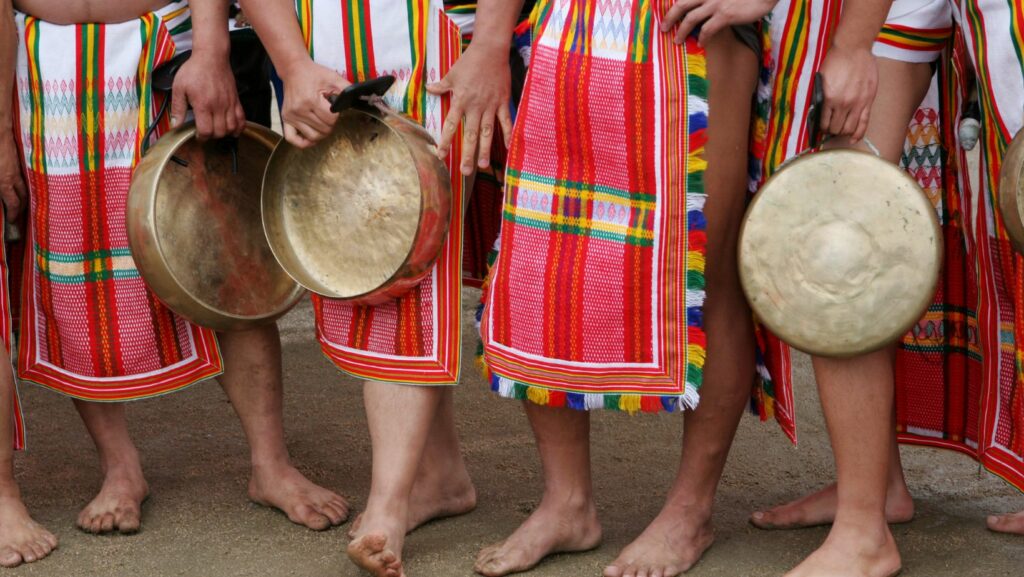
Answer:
xmin=261 ymin=77 xmax=452 ymax=305
xmin=128 ymin=122 xmax=305 ymax=331
xmin=739 ymin=149 xmax=942 ymax=358
xmin=998 ymin=130 xmax=1024 ymax=253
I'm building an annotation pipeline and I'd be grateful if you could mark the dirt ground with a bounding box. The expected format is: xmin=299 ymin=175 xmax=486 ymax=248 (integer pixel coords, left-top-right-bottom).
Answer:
xmin=5 ymin=289 xmax=1022 ymax=577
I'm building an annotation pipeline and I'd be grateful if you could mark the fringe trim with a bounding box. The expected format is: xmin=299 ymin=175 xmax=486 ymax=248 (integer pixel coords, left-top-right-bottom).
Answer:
xmin=683 ymin=35 xmax=709 ymax=403
xmin=489 ymin=374 xmax=701 ymax=415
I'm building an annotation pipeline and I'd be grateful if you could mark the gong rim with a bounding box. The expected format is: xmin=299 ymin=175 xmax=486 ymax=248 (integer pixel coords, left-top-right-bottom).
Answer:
xmin=739 ymin=148 xmax=942 ymax=358
xmin=261 ymin=107 xmax=451 ymax=303
xmin=127 ymin=122 xmax=306 ymax=332
xmin=998 ymin=130 xmax=1024 ymax=253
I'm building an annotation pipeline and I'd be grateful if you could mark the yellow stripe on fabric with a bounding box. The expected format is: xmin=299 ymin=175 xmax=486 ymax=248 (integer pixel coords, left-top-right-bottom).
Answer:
xmin=26 ymin=17 xmax=45 ymax=173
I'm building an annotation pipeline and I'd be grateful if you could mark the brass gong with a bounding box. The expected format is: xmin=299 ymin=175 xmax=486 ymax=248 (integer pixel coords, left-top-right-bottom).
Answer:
xmin=739 ymin=148 xmax=942 ymax=358
xmin=998 ymin=129 xmax=1024 ymax=253
xmin=262 ymin=76 xmax=452 ymax=305
xmin=128 ymin=122 xmax=306 ymax=331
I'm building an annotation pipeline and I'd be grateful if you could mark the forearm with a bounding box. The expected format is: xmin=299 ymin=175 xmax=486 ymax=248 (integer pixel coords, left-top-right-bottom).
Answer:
xmin=0 ymin=0 xmax=16 ymax=132
xmin=469 ymin=0 xmax=527 ymax=54
xmin=238 ymin=0 xmax=311 ymax=79
xmin=833 ymin=0 xmax=893 ymax=51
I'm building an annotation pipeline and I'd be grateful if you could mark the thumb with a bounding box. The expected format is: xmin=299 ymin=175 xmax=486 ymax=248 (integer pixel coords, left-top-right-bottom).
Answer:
xmin=169 ymin=84 xmax=188 ymax=128
xmin=426 ymin=76 xmax=453 ymax=95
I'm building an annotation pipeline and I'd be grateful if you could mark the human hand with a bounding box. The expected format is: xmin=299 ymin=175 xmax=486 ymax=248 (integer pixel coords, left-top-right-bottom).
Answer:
xmin=427 ymin=42 xmax=513 ymax=175
xmin=818 ymin=43 xmax=878 ymax=143
xmin=661 ymin=0 xmax=775 ymax=46
xmin=0 ymin=134 xmax=25 ymax=223
xmin=278 ymin=59 xmax=350 ymax=148
xmin=171 ymin=51 xmax=246 ymax=141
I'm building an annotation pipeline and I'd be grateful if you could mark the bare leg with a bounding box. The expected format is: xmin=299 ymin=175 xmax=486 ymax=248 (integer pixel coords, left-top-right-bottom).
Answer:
xmin=751 ymin=425 xmax=913 ymax=529
xmin=73 ymin=401 xmax=149 ymax=534
xmin=786 ymin=57 xmax=932 ymax=577
xmin=216 ymin=325 xmax=350 ymax=530
xmin=987 ymin=510 xmax=1024 ymax=535
xmin=474 ymin=404 xmax=601 ymax=577
xmin=348 ymin=388 xmax=476 ymax=537
xmin=604 ymin=29 xmax=758 ymax=577
xmin=0 ymin=351 xmax=56 ymax=566
xmin=347 ymin=381 xmax=446 ymax=577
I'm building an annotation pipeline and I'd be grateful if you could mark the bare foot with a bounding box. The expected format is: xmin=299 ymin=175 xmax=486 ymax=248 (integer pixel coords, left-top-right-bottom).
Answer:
xmin=77 ymin=464 xmax=149 ymax=535
xmin=248 ymin=462 xmax=350 ymax=531
xmin=0 ymin=494 xmax=58 ymax=566
xmin=348 ymin=520 xmax=406 ymax=577
xmin=785 ymin=524 xmax=901 ymax=577
xmin=751 ymin=483 xmax=914 ymax=530
xmin=474 ymin=497 xmax=602 ymax=576
xmin=603 ymin=505 xmax=714 ymax=577
xmin=987 ymin=510 xmax=1024 ymax=535
xmin=348 ymin=467 xmax=477 ymax=538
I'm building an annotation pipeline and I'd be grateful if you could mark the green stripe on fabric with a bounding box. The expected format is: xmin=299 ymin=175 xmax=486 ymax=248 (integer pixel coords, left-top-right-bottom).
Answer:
xmin=35 ymin=245 xmax=133 ymax=263
xmin=36 ymin=268 xmax=142 ymax=284
xmin=507 ymin=168 xmax=655 ymax=202
xmin=503 ymin=211 xmax=655 ymax=247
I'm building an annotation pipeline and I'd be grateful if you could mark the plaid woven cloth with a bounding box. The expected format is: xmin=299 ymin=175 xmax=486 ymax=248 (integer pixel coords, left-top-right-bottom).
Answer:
xmin=295 ymin=0 xmax=465 ymax=384
xmin=924 ymin=0 xmax=1024 ymax=490
xmin=480 ymin=0 xmax=708 ymax=413
xmin=12 ymin=2 xmax=223 ymax=401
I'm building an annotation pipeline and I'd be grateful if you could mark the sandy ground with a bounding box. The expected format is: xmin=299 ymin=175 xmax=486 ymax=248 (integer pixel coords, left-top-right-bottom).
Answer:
xmin=4 ymin=289 xmax=1022 ymax=577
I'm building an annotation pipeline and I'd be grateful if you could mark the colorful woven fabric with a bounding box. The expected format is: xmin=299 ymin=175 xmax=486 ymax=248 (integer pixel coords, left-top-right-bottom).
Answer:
xmin=12 ymin=2 xmax=223 ymax=401
xmin=295 ymin=0 xmax=465 ymax=384
xmin=480 ymin=0 xmax=708 ymax=413
xmin=916 ymin=0 xmax=1024 ymax=491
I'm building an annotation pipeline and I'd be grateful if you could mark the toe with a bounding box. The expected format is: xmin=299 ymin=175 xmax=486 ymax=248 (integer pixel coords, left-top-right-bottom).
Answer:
xmin=650 ymin=569 xmax=663 ymax=577
xmin=623 ymin=565 xmax=638 ymax=577
xmin=0 ymin=548 xmax=22 ymax=568
xmin=42 ymin=531 xmax=58 ymax=549
xmin=99 ymin=513 xmax=116 ymax=533
xmin=636 ymin=568 xmax=649 ymax=577
xmin=28 ymin=542 xmax=47 ymax=561
xmin=604 ymin=561 xmax=626 ymax=577
xmin=295 ymin=504 xmax=331 ymax=531
xmin=320 ymin=502 xmax=347 ymax=526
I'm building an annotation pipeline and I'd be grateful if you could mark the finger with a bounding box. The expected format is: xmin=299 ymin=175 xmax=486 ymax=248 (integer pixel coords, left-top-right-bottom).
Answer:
xmin=698 ymin=14 xmax=726 ymax=46
xmin=820 ymin=105 xmax=833 ymax=139
xmin=2 ymin=190 xmax=19 ymax=223
xmin=292 ymin=119 xmax=327 ymax=144
xmin=170 ymin=85 xmax=188 ymax=128
xmin=497 ymin=104 xmax=513 ymax=148
xmin=193 ymin=109 xmax=214 ymax=141
xmin=461 ymin=108 xmax=482 ymax=175
xmin=283 ymin=123 xmax=314 ymax=149
xmin=211 ymin=111 xmax=228 ymax=140
xmin=233 ymin=104 xmax=247 ymax=137
xmin=310 ymin=100 xmax=340 ymax=132
xmin=841 ymin=104 xmax=861 ymax=139
xmin=13 ymin=177 xmax=26 ymax=204
xmin=827 ymin=107 xmax=849 ymax=136
xmin=437 ymin=99 xmax=463 ymax=159
xmin=852 ymin=106 xmax=871 ymax=144
xmin=662 ymin=0 xmax=703 ymax=31
xmin=676 ymin=4 xmax=712 ymax=44
xmin=224 ymin=105 xmax=239 ymax=137
xmin=478 ymin=113 xmax=495 ymax=169
xmin=425 ymin=76 xmax=453 ymax=95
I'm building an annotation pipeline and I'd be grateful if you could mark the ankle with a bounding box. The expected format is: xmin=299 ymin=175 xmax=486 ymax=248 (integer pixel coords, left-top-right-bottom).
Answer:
xmin=538 ymin=488 xmax=595 ymax=515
